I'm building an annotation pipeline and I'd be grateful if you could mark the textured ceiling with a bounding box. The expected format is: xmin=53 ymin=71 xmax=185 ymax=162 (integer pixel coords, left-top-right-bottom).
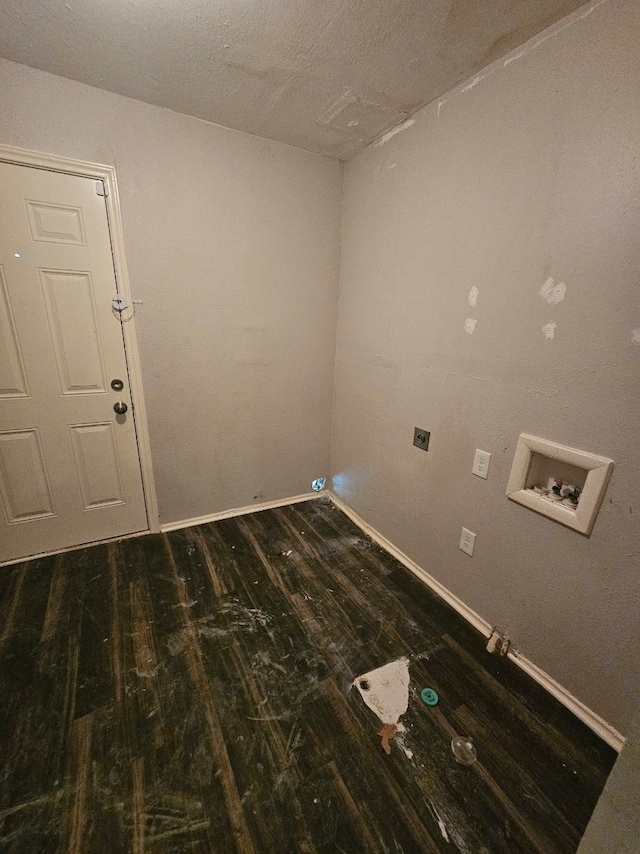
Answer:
xmin=0 ymin=0 xmax=588 ymax=160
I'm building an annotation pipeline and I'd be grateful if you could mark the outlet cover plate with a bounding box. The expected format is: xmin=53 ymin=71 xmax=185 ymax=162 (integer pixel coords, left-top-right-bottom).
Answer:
xmin=472 ymin=449 xmax=491 ymax=479
xmin=413 ymin=427 xmax=430 ymax=451
xmin=459 ymin=527 xmax=476 ymax=556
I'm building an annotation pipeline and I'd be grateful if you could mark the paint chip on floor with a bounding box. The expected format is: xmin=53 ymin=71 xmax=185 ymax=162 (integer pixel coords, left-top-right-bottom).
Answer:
xmin=377 ymin=723 xmax=398 ymax=755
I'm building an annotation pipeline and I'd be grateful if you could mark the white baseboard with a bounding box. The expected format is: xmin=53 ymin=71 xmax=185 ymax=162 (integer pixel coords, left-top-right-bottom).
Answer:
xmin=506 ymin=649 xmax=624 ymax=751
xmin=159 ymin=492 xmax=319 ymax=533
xmin=328 ymin=491 xmax=625 ymax=752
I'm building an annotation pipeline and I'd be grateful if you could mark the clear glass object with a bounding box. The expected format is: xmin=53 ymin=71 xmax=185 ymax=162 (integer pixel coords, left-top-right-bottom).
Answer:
xmin=451 ymin=736 xmax=477 ymax=765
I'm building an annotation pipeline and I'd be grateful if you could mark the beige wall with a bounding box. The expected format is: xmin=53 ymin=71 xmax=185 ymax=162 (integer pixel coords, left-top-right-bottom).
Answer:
xmin=331 ymin=0 xmax=640 ymax=733
xmin=0 ymin=58 xmax=342 ymax=525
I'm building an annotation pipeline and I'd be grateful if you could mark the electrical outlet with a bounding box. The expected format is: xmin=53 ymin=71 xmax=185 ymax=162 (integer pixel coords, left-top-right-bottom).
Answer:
xmin=413 ymin=427 xmax=430 ymax=451
xmin=459 ymin=527 xmax=476 ymax=556
xmin=472 ymin=448 xmax=491 ymax=479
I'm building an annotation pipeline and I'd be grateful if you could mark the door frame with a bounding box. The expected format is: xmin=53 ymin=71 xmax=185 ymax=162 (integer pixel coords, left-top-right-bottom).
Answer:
xmin=0 ymin=143 xmax=160 ymax=547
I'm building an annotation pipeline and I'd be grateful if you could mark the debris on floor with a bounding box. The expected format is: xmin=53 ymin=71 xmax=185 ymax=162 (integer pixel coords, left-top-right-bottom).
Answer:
xmin=451 ymin=736 xmax=477 ymax=765
xmin=421 ymin=687 xmax=439 ymax=706
xmin=377 ymin=723 xmax=398 ymax=755
xmin=353 ymin=657 xmax=410 ymax=755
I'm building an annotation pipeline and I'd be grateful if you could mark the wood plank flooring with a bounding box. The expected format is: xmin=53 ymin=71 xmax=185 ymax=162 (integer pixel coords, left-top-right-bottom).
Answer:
xmin=0 ymin=498 xmax=615 ymax=852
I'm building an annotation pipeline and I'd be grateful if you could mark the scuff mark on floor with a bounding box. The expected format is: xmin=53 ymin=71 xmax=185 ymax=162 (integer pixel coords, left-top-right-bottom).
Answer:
xmin=167 ymin=600 xmax=272 ymax=655
xmin=134 ymin=664 xmax=162 ymax=678
xmin=430 ymin=802 xmax=450 ymax=842
xmin=429 ymin=800 xmax=473 ymax=852
xmin=394 ymin=729 xmax=414 ymax=760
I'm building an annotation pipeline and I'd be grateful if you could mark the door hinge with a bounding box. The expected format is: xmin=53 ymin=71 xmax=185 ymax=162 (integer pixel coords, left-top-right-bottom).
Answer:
xmin=96 ymin=180 xmax=109 ymax=197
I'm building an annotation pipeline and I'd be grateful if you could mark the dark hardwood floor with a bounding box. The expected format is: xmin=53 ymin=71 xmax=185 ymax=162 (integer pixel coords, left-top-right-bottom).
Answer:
xmin=0 ymin=498 xmax=615 ymax=852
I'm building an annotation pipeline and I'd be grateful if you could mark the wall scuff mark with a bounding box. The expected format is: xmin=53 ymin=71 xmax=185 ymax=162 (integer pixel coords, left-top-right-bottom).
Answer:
xmin=461 ymin=74 xmax=486 ymax=93
xmin=369 ymin=118 xmax=415 ymax=149
xmin=467 ymin=286 xmax=479 ymax=306
xmin=447 ymin=0 xmax=612 ymax=108
xmin=464 ymin=318 xmax=477 ymax=335
xmin=503 ymin=50 xmax=526 ymax=67
xmin=542 ymin=321 xmax=557 ymax=339
xmin=503 ymin=0 xmax=610 ymax=68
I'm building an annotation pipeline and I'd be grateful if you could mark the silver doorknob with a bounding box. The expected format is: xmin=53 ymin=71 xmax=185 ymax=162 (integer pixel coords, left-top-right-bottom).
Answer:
xmin=114 ymin=401 xmax=128 ymax=415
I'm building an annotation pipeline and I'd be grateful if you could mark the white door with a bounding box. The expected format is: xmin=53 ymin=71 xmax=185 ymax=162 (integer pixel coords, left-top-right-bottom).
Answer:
xmin=0 ymin=161 xmax=148 ymax=563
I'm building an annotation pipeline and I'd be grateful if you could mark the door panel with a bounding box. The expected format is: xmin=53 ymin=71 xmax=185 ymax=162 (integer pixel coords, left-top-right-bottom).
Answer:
xmin=70 ymin=422 xmax=124 ymax=509
xmin=40 ymin=269 xmax=107 ymax=394
xmin=26 ymin=200 xmax=87 ymax=245
xmin=0 ymin=161 xmax=148 ymax=562
xmin=0 ymin=429 xmax=55 ymax=522
xmin=0 ymin=267 xmax=30 ymax=398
